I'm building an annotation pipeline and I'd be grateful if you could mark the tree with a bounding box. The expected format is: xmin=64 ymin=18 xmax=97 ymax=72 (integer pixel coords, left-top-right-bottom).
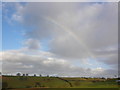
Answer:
xmin=114 ymin=75 xmax=117 ymax=78
xmin=39 ymin=74 xmax=42 ymax=77
xmin=34 ymin=74 xmax=36 ymax=77
xmin=22 ymin=74 xmax=25 ymax=76
xmin=26 ymin=74 xmax=29 ymax=76
xmin=16 ymin=73 xmax=21 ymax=76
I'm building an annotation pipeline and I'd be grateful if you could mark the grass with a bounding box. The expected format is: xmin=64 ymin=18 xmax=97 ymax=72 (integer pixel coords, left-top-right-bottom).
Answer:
xmin=2 ymin=76 xmax=119 ymax=89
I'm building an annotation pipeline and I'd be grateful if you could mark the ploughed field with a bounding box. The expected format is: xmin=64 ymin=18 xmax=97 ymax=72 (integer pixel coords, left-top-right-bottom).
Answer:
xmin=1 ymin=76 xmax=119 ymax=89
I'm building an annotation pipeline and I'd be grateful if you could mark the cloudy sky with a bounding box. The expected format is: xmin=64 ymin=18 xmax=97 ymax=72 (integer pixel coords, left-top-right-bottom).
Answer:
xmin=1 ymin=1 xmax=118 ymax=77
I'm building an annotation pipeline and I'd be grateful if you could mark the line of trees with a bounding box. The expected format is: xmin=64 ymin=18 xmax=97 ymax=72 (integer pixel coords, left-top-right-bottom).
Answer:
xmin=16 ymin=73 xmax=44 ymax=77
xmin=1 ymin=72 xmax=119 ymax=79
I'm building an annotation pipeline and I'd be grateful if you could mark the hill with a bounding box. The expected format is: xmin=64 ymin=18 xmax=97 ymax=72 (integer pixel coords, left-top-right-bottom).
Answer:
xmin=1 ymin=76 xmax=119 ymax=89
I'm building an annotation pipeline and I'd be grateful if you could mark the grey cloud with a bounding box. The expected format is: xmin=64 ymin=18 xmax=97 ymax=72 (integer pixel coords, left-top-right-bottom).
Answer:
xmin=99 ymin=55 xmax=118 ymax=68
xmin=16 ymin=2 xmax=118 ymax=60
xmin=23 ymin=39 xmax=41 ymax=50
xmin=1 ymin=50 xmax=117 ymax=77
xmin=92 ymin=46 xmax=118 ymax=68
xmin=3 ymin=2 xmax=118 ymax=76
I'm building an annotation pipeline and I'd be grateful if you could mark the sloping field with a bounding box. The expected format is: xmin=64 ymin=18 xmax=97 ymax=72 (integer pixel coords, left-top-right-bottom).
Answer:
xmin=2 ymin=76 xmax=119 ymax=89
xmin=2 ymin=76 xmax=70 ymax=89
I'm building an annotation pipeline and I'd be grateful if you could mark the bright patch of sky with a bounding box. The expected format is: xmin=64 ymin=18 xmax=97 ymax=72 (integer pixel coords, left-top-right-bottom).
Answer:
xmin=2 ymin=2 xmax=26 ymax=51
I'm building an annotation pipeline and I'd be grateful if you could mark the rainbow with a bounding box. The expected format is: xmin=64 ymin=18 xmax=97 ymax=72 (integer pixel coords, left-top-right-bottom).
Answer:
xmin=45 ymin=16 xmax=95 ymax=59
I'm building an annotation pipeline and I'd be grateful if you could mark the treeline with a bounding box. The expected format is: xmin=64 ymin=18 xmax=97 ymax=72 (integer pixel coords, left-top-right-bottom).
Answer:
xmin=1 ymin=72 xmax=51 ymax=77
xmin=1 ymin=72 xmax=119 ymax=79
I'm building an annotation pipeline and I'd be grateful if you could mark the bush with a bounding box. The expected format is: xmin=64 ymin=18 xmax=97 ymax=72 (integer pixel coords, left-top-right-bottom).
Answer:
xmin=26 ymin=85 xmax=32 ymax=88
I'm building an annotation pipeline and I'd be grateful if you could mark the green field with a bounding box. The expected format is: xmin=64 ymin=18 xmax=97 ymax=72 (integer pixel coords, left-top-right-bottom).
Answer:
xmin=2 ymin=76 xmax=119 ymax=89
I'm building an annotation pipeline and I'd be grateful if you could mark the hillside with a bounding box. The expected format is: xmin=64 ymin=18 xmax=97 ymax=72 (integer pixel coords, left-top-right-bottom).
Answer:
xmin=2 ymin=76 xmax=119 ymax=89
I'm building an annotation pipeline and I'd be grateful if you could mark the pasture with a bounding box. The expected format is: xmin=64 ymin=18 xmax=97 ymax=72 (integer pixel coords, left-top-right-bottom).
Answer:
xmin=1 ymin=76 xmax=119 ymax=89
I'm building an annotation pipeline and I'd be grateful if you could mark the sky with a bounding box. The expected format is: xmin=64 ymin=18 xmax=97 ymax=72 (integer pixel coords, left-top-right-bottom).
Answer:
xmin=1 ymin=1 xmax=118 ymax=77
